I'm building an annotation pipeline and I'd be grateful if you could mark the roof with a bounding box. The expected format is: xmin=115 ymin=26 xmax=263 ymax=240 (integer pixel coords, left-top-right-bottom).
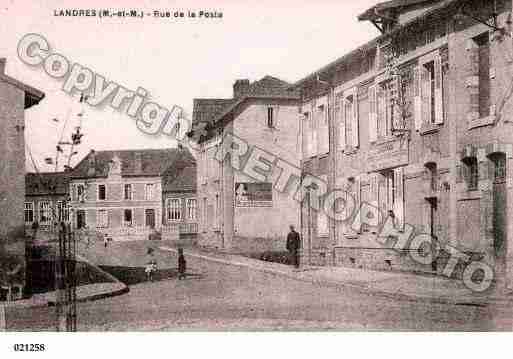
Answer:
xmin=69 ymin=148 xmax=196 ymax=179
xmin=358 ymin=0 xmax=440 ymax=21
xmin=25 ymin=172 xmax=70 ymax=196
xmin=191 ymin=76 xmax=300 ymax=142
xmin=0 ymin=58 xmax=45 ymax=108
xmin=291 ymin=0 xmax=463 ymax=88
xmin=163 ymin=166 xmax=196 ymax=192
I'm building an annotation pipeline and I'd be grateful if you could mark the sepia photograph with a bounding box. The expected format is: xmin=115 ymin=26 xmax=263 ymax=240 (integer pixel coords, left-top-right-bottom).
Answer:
xmin=1 ymin=0 xmax=513 ymax=356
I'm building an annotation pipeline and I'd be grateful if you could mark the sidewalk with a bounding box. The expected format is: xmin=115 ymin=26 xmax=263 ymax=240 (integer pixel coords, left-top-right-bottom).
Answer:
xmin=159 ymin=245 xmax=513 ymax=307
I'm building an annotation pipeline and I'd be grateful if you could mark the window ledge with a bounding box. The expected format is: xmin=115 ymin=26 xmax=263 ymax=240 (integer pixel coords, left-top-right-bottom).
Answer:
xmin=419 ymin=123 xmax=441 ymax=135
xmin=468 ymin=115 xmax=495 ymax=130
xmin=343 ymin=146 xmax=358 ymax=155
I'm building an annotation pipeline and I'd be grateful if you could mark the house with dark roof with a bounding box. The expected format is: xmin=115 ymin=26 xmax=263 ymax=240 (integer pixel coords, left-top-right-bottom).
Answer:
xmin=190 ymin=76 xmax=301 ymax=251
xmin=67 ymin=147 xmax=196 ymax=241
xmin=0 ymin=58 xmax=44 ymax=302
xmin=24 ymin=172 xmax=71 ymax=235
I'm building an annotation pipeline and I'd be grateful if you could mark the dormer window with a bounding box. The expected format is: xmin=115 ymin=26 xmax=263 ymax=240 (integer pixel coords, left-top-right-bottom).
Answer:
xmin=267 ymin=106 xmax=274 ymax=128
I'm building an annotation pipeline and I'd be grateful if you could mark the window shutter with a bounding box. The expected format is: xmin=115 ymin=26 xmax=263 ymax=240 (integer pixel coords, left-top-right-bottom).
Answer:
xmin=368 ymin=85 xmax=377 ymax=142
xmin=413 ymin=66 xmax=422 ymax=130
xmin=421 ymin=65 xmax=431 ymax=125
xmin=392 ymin=76 xmax=403 ymax=130
xmin=339 ymin=97 xmax=346 ymax=150
xmin=393 ymin=167 xmax=405 ymax=230
xmin=466 ymin=39 xmax=480 ymax=121
xmin=355 ymin=176 xmax=361 ymax=234
xmin=377 ymin=85 xmax=386 ymax=137
xmin=434 ymin=55 xmax=444 ymax=124
xmin=352 ymin=87 xmax=359 ymax=147
xmin=370 ymin=173 xmax=379 ymax=233
xmin=311 ymin=112 xmax=317 ymax=156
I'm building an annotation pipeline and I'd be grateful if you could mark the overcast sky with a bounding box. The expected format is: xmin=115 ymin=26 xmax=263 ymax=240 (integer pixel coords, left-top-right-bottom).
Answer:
xmin=0 ymin=0 xmax=380 ymax=172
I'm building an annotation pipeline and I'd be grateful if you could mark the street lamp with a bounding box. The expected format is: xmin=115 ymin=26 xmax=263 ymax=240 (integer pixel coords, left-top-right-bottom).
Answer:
xmin=453 ymin=2 xmax=510 ymax=38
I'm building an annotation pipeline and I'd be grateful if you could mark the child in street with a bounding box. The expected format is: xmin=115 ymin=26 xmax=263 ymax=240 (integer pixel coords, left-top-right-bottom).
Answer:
xmin=178 ymin=248 xmax=186 ymax=280
xmin=145 ymin=259 xmax=157 ymax=282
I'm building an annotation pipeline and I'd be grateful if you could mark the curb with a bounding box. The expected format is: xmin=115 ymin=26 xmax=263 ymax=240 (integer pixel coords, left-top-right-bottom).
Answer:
xmin=160 ymin=246 xmax=509 ymax=308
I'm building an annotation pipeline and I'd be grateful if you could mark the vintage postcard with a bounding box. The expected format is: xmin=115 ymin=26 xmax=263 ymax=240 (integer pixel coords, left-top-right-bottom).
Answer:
xmin=0 ymin=0 xmax=513 ymax=355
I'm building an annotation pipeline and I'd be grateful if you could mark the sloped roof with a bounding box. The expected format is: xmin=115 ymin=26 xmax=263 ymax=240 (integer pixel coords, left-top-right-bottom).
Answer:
xmin=26 ymin=172 xmax=70 ymax=196
xmin=70 ymin=148 xmax=195 ymax=179
xmin=163 ymin=166 xmax=196 ymax=192
xmin=190 ymin=76 xmax=300 ymax=143
xmin=358 ymin=0 xmax=441 ymax=20
xmin=292 ymin=0 xmax=462 ymax=88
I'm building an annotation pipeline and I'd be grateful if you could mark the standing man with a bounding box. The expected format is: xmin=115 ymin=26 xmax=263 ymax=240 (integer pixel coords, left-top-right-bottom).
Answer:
xmin=286 ymin=225 xmax=301 ymax=269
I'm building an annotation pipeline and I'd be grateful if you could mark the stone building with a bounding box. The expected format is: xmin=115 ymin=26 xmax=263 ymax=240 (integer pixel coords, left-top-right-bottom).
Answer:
xmin=191 ymin=76 xmax=301 ymax=251
xmin=68 ymin=148 xmax=196 ymax=241
xmin=24 ymin=172 xmax=71 ymax=237
xmin=293 ymin=0 xmax=513 ymax=286
xmin=0 ymin=58 xmax=44 ymax=301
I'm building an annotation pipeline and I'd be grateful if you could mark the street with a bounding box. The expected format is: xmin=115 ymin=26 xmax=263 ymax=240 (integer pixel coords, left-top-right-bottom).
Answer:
xmin=9 ymin=247 xmax=513 ymax=331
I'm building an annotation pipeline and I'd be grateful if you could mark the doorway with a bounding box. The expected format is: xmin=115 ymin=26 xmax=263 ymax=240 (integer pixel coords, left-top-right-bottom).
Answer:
xmin=145 ymin=209 xmax=156 ymax=228
xmin=491 ymin=154 xmax=507 ymax=279
xmin=426 ymin=197 xmax=438 ymax=272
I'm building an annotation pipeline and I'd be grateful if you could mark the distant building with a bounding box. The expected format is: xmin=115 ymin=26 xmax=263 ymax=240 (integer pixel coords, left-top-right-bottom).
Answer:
xmin=0 ymin=58 xmax=44 ymax=301
xmin=25 ymin=172 xmax=71 ymax=236
xmin=191 ymin=76 xmax=301 ymax=251
xmin=67 ymin=148 xmax=196 ymax=241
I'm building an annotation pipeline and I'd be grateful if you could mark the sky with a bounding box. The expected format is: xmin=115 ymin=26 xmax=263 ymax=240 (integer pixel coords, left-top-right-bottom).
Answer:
xmin=0 ymin=0 xmax=380 ymax=172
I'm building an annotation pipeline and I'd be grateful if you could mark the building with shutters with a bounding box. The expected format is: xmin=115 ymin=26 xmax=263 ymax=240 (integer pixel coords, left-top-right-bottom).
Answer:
xmin=191 ymin=76 xmax=301 ymax=251
xmin=67 ymin=147 xmax=196 ymax=241
xmin=293 ymin=0 xmax=513 ymax=283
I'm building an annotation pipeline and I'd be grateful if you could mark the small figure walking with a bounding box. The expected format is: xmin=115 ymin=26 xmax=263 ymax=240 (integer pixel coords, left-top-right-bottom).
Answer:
xmin=178 ymin=248 xmax=187 ymax=280
xmin=286 ymin=225 xmax=301 ymax=269
xmin=145 ymin=259 xmax=157 ymax=282
xmin=104 ymin=233 xmax=109 ymax=248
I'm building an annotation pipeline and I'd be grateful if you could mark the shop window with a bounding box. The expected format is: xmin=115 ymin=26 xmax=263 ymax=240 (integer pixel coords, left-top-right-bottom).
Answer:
xmin=490 ymin=153 xmax=506 ymax=183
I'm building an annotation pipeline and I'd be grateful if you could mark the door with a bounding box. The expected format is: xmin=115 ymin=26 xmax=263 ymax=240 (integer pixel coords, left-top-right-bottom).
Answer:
xmin=145 ymin=209 xmax=156 ymax=228
xmin=492 ymin=154 xmax=507 ymax=279
xmin=427 ymin=198 xmax=438 ymax=272
xmin=76 ymin=210 xmax=86 ymax=229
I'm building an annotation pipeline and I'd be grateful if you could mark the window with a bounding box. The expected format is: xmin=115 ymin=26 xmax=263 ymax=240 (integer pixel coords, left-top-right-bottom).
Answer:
xmin=463 ymin=158 xmax=479 ymax=190
xmin=187 ymin=198 xmax=197 ymax=220
xmin=423 ymin=61 xmax=436 ymax=123
xmin=215 ymin=194 xmax=220 ymax=228
xmin=203 ymin=197 xmax=207 ymax=232
xmin=124 ymin=184 xmax=132 ymax=200
xmin=56 ymin=201 xmax=65 ymax=223
xmin=344 ymin=96 xmax=353 ymax=147
xmin=39 ymin=201 xmax=51 ymax=224
xmin=24 ymin=202 xmax=34 ymax=223
xmin=491 ymin=154 xmax=506 ymax=183
xmin=98 ymin=184 xmax=106 ymax=200
xmin=77 ymin=184 xmax=85 ymax=202
xmin=317 ymin=209 xmax=329 ymax=237
xmin=167 ymin=198 xmax=181 ymax=221
xmin=267 ymin=106 xmax=274 ymax=128
xmin=97 ymin=209 xmax=108 ymax=228
xmin=145 ymin=183 xmax=154 ymax=200
xmin=426 ymin=162 xmax=438 ymax=192
xmin=376 ymin=82 xmax=396 ymax=138
xmin=123 ymin=209 xmax=133 ymax=226
xmin=303 ymin=112 xmax=313 ymax=157
xmin=476 ymin=33 xmax=491 ymax=118
xmin=382 ymin=170 xmax=395 ymax=212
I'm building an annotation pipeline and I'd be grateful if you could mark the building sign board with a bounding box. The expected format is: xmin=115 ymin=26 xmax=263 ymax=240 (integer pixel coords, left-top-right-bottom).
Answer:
xmin=235 ymin=182 xmax=273 ymax=207
xmin=367 ymin=137 xmax=409 ymax=172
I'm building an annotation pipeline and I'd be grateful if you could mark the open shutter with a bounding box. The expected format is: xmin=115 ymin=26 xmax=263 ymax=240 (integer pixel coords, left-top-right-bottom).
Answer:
xmin=393 ymin=167 xmax=404 ymax=230
xmin=339 ymin=97 xmax=346 ymax=150
xmin=368 ymin=85 xmax=377 ymax=142
xmin=355 ymin=176 xmax=361 ymax=234
xmin=392 ymin=75 xmax=403 ymax=130
xmin=413 ymin=66 xmax=422 ymax=130
xmin=311 ymin=109 xmax=318 ymax=155
xmin=377 ymin=85 xmax=386 ymax=137
xmin=352 ymin=87 xmax=359 ymax=147
xmin=370 ymin=173 xmax=379 ymax=233
xmin=421 ymin=65 xmax=431 ymax=125
xmin=434 ymin=55 xmax=444 ymax=124
xmin=466 ymin=39 xmax=480 ymax=122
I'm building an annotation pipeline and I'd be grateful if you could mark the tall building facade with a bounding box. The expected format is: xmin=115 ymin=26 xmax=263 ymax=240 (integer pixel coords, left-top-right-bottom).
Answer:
xmin=0 ymin=58 xmax=44 ymax=301
xmin=192 ymin=76 xmax=301 ymax=251
xmin=294 ymin=0 xmax=513 ymax=286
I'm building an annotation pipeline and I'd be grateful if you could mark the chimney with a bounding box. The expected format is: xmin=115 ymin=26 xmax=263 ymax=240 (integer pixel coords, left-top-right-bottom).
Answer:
xmin=0 ymin=58 xmax=6 ymax=74
xmin=233 ymin=79 xmax=250 ymax=98
xmin=87 ymin=149 xmax=96 ymax=177
xmin=134 ymin=152 xmax=143 ymax=173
